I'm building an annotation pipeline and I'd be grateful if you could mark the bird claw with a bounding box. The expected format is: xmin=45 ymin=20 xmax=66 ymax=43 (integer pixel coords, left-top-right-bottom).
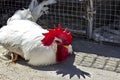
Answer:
xmin=0 ymin=52 xmax=10 ymax=61
xmin=0 ymin=51 xmax=18 ymax=65
xmin=8 ymin=52 xmax=18 ymax=63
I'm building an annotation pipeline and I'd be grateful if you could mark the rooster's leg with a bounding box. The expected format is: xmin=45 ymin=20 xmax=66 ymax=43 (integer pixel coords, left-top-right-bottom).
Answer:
xmin=0 ymin=51 xmax=18 ymax=65
xmin=8 ymin=52 xmax=18 ymax=63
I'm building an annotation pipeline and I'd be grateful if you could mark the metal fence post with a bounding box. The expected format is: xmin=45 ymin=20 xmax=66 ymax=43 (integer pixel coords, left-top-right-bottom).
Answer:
xmin=86 ymin=0 xmax=96 ymax=39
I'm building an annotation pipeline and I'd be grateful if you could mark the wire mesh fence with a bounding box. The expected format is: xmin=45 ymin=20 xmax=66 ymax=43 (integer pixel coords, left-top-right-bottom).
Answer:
xmin=93 ymin=0 xmax=120 ymax=43
xmin=39 ymin=0 xmax=88 ymax=35
xmin=0 ymin=0 xmax=31 ymax=26
xmin=0 ymin=0 xmax=120 ymax=44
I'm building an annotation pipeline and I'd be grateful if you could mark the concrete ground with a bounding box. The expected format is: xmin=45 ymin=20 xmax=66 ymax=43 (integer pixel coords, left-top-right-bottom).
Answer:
xmin=0 ymin=37 xmax=120 ymax=80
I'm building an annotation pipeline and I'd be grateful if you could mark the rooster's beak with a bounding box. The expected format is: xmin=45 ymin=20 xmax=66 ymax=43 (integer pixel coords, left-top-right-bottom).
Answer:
xmin=63 ymin=45 xmax=69 ymax=49
xmin=63 ymin=45 xmax=73 ymax=54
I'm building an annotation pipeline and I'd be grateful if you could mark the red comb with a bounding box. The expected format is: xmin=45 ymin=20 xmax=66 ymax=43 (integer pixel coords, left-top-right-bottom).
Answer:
xmin=41 ymin=24 xmax=72 ymax=46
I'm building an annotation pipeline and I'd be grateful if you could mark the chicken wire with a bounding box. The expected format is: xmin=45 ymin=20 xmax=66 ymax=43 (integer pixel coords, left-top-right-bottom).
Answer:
xmin=0 ymin=0 xmax=120 ymax=44
xmin=93 ymin=0 xmax=120 ymax=44
xmin=0 ymin=0 xmax=31 ymax=26
xmin=39 ymin=0 xmax=88 ymax=35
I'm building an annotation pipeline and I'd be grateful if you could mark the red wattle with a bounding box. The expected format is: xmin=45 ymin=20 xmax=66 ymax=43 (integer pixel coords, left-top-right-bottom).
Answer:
xmin=56 ymin=45 xmax=69 ymax=62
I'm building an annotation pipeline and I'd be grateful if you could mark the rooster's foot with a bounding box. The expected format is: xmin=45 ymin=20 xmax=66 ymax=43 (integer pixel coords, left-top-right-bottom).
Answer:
xmin=8 ymin=52 xmax=18 ymax=63
xmin=0 ymin=51 xmax=18 ymax=65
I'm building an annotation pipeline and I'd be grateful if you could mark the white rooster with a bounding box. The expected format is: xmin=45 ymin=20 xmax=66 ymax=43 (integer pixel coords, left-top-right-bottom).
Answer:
xmin=0 ymin=0 xmax=73 ymax=66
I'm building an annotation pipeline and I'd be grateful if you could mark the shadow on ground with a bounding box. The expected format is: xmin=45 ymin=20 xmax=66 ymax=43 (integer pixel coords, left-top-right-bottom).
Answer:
xmin=17 ymin=53 xmax=91 ymax=79
xmin=72 ymin=37 xmax=120 ymax=58
xmin=16 ymin=37 xmax=120 ymax=78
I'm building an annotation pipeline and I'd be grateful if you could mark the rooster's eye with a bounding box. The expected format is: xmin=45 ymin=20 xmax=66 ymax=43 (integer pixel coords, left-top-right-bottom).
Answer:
xmin=55 ymin=40 xmax=62 ymax=45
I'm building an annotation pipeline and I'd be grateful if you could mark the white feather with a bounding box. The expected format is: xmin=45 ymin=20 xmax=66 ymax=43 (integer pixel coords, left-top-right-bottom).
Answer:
xmin=0 ymin=20 xmax=57 ymax=65
xmin=29 ymin=0 xmax=57 ymax=22
xmin=7 ymin=9 xmax=33 ymax=24
xmin=7 ymin=0 xmax=57 ymax=23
